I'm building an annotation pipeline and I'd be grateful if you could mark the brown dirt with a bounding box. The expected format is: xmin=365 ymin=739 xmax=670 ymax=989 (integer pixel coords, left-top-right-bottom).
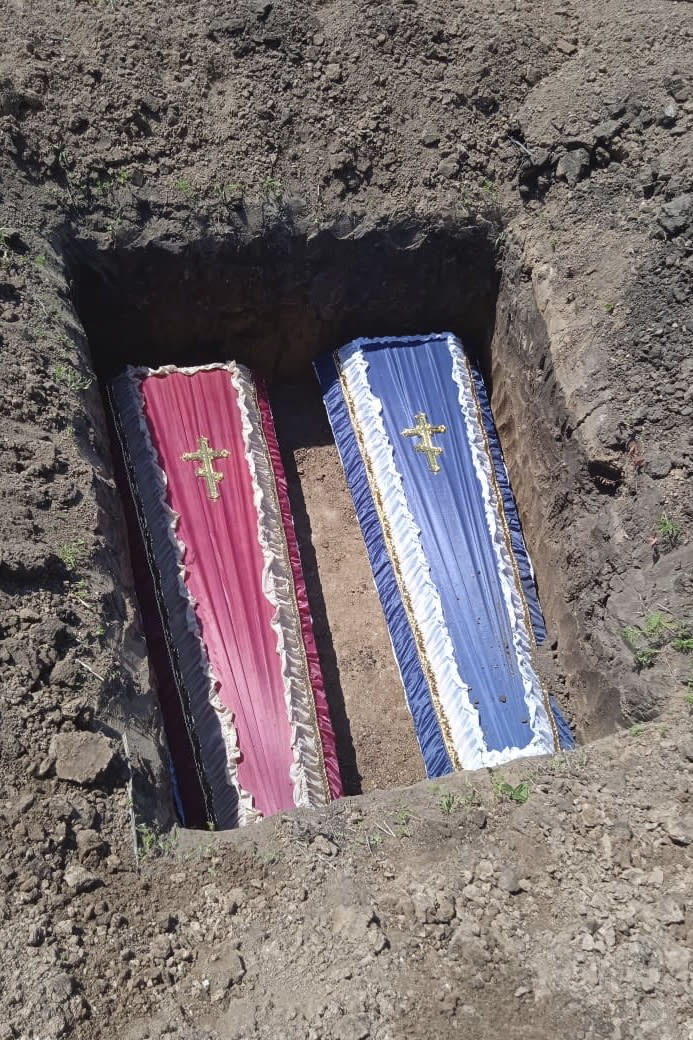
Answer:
xmin=271 ymin=380 xmax=426 ymax=795
xmin=1 ymin=0 xmax=693 ymax=1037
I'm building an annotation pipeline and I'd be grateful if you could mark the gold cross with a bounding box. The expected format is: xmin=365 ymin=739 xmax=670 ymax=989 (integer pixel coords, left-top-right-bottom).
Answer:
xmin=401 ymin=412 xmax=447 ymax=474
xmin=181 ymin=435 xmax=230 ymax=501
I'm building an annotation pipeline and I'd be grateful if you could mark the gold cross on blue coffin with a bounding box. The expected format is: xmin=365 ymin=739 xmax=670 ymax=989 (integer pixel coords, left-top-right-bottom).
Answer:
xmin=181 ymin=435 xmax=230 ymax=500
xmin=401 ymin=412 xmax=447 ymax=474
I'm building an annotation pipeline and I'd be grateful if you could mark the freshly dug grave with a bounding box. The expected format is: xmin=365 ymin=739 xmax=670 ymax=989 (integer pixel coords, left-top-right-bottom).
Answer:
xmin=1 ymin=0 xmax=692 ymax=1037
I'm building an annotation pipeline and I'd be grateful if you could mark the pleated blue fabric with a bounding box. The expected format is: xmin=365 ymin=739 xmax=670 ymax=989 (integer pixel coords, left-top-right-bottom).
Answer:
xmin=316 ymin=333 xmax=574 ymax=776
xmin=315 ymin=352 xmax=454 ymax=778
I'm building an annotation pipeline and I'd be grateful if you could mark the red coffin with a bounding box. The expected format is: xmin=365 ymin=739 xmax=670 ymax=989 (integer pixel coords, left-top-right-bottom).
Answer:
xmin=110 ymin=362 xmax=343 ymax=827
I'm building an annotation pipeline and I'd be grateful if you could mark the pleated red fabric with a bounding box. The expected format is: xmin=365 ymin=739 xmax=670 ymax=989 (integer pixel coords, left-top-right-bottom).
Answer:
xmin=255 ymin=376 xmax=343 ymax=800
xmin=140 ymin=368 xmax=297 ymax=818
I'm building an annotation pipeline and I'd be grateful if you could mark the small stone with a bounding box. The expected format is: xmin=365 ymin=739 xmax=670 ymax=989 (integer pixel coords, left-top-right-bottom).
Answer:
xmin=497 ymin=869 xmax=522 ymax=894
xmin=663 ymin=943 xmax=690 ymax=979
xmin=205 ymin=949 xmax=245 ymax=1001
xmin=333 ymin=1014 xmax=370 ymax=1040
xmin=556 ymin=38 xmax=576 ymax=55
xmin=333 ymin=905 xmax=376 ymax=940
xmin=312 ymin=834 xmax=338 ymax=856
xmin=437 ymin=157 xmax=459 ymax=179
xmin=156 ymin=912 xmax=177 ymax=932
xmin=556 ymin=148 xmax=590 ymax=187
xmin=51 ymin=732 xmax=116 ymax=786
xmin=422 ymin=130 xmax=440 ymax=147
xmin=679 ymin=739 xmax=693 ymax=763
xmin=663 ymin=814 xmax=693 ymax=846
xmin=640 ymin=968 xmax=659 ymax=994
xmin=27 ymin=925 xmax=45 ymax=947
xmin=63 ymin=865 xmax=102 ymax=893
xmin=227 ymin=887 xmax=246 ymax=914
xmin=76 ymin=829 xmax=107 ymax=860
xmin=580 ymin=804 xmax=604 ymax=828
xmin=325 ymin=64 xmax=342 ymax=83
xmin=658 ymin=194 xmax=692 ymax=237
xmin=646 ymin=453 xmax=672 ymax=479
xmin=48 ymin=972 xmax=75 ymax=1001
xmin=470 ymin=808 xmax=487 ymax=829
xmin=151 ymin=935 xmax=173 ymax=961
xmin=657 ymin=101 xmax=678 ymax=127
xmin=658 ymin=899 xmax=685 ymax=925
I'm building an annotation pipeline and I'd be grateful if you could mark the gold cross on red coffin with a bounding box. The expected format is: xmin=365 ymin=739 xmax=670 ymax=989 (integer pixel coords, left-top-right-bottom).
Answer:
xmin=181 ymin=435 xmax=230 ymax=500
xmin=401 ymin=412 xmax=447 ymax=474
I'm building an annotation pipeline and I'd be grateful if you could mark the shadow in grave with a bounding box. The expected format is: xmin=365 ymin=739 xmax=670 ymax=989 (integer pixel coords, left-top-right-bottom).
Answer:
xmin=270 ymin=377 xmax=362 ymax=796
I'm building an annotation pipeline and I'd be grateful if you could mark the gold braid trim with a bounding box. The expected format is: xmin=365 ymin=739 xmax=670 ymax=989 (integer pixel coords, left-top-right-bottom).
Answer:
xmin=247 ymin=379 xmax=331 ymax=804
xmin=335 ymin=351 xmax=462 ymax=772
xmin=463 ymin=355 xmax=560 ymax=752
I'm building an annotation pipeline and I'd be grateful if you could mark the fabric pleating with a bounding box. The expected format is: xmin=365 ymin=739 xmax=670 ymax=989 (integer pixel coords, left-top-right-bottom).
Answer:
xmin=315 ymin=333 xmax=574 ymax=775
xmin=110 ymin=361 xmax=342 ymax=828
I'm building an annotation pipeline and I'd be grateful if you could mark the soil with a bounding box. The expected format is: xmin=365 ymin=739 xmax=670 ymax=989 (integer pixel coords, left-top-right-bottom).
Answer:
xmin=1 ymin=0 xmax=693 ymax=1037
xmin=271 ymin=379 xmax=426 ymax=796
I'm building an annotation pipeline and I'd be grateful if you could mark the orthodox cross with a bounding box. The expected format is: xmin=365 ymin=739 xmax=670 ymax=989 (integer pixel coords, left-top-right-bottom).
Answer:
xmin=401 ymin=412 xmax=447 ymax=474
xmin=181 ymin=435 xmax=230 ymax=501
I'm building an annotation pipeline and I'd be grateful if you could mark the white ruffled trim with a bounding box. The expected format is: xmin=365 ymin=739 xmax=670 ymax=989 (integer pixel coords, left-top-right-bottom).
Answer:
xmin=126 ymin=365 xmax=261 ymax=826
xmin=447 ymin=335 xmax=555 ymax=757
xmin=229 ymin=363 xmax=330 ymax=809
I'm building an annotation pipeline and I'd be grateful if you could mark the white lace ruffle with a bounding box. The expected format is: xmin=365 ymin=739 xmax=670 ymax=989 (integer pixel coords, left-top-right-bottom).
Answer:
xmin=447 ymin=336 xmax=555 ymax=758
xmin=230 ymin=363 xmax=330 ymax=809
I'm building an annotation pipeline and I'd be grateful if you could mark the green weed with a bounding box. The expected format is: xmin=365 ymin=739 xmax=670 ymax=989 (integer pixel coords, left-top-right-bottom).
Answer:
xmin=628 ymin=724 xmax=645 ymax=737
xmin=394 ymin=807 xmax=412 ymax=837
xmin=655 ymin=512 xmax=682 ymax=552
xmin=58 ymin=538 xmax=87 ymax=571
xmin=439 ymin=791 xmax=462 ymax=815
xmin=175 ymin=178 xmax=191 ymax=194
xmin=262 ymin=176 xmax=283 ymax=199
xmin=624 ymin=611 xmax=693 ymax=670
xmin=492 ymin=776 xmax=530 ymax=804
xmin=137 ymin=823 xmax=177 ymax=860
xmin=216 ymin=181 xmax=244 ymax=204
xmin=53 ymin=363 xmax=92 ymax=392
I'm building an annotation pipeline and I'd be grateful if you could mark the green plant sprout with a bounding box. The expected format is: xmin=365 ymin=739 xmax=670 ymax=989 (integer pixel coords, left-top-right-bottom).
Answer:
xmin=624 ymin=611 xmax=693 ymax=670
xmin=58 ymin=538 xmax=87 ymax=570
xmin=492 ymin=776 xmax=530 ymax=803
xmin=655 ymin=512 xmax=682 ymax=552
xmin=53 ymin=363 xmax=92 ymax=392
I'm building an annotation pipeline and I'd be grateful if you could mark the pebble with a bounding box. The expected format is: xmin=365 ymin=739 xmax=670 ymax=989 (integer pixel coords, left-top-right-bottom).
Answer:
xmin=497 ymin=869 xmax=522 ymax=895
xmin=63 ymin=865 xmax=102 ymax=894
xmin=50 ymin=732 xmax=116 ymax=786
xmin=437 ymin=157 xmax=459 ymax=179
xmin=664 ymin=814 xmax=693 ymax=846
